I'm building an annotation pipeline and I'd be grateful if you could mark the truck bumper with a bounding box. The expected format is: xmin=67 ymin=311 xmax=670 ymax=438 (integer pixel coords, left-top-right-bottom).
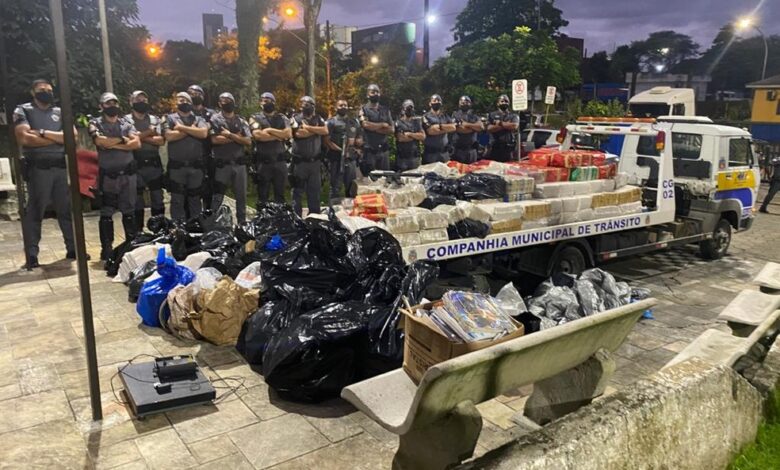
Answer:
xmin=740 ymin=216 xmax=754 ymax=231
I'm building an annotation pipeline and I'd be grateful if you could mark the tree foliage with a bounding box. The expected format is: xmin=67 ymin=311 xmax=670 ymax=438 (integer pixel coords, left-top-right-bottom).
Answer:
xmin=235 ymin=0 xmax=271 ymax=108
xmin=452 ymin=0 xmax=567 ymax=47
xmin=424 ymin=27 xmax=580 ymax=113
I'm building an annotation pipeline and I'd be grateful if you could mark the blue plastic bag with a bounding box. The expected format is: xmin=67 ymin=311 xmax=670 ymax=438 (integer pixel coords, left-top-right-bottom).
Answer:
xmin=136 ymin=248 xmax=195 ymax=327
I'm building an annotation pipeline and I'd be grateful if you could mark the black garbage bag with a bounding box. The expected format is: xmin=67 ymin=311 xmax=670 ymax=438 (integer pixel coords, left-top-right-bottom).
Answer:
xmin=200 ymin=254 xmax=245 ymax=279
xmin=533 ymin=272 xmax=576 ymax=296
xmin=527 ymin=285 xmax=580 ymax=326
xmin=457 ymin=173 xmax=507 ymax=200
xmin=305 ymin=215 xmax=351 ymax=268
xmin=246 ymin=203 xmax=308 ymax=243
xmin=447 ymin=218 xmax=491 ymax=240
xmin=201 ymin=205 xmax=234 ymax=232
xmin=127 ymin=259 xmax=157 ymax=303
xmin=167 ymin=228 xmax=202 ymax=261
xmin=578 ymin=268 xmax=631 ymax=310
xmin=364 ymin=265 xmax=406 ymax=305
xmin=262 ymin=301 xmax=377 ymax=402
xmin=147 ymin=215 xmax=174 ymax=234
xmin=236 ymin=300 xmax=295 ymax=367
xmin=423 ymin=173 xmax=460 ymax=198
xmin=419 ymin=194 xmax=457 ymax=210
xmin=575 ymin=278 xmax=605 ymax=317
xmin=199 ymin=230 xmax=241 ymax=256
xmin=349 ymin=226 xmax=403 ymax=273
xmin=104 ymin=233 xmax=158 ymax=277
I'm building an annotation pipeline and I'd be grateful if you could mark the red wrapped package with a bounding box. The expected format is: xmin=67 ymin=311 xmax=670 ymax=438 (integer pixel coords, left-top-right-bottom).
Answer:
xmin=596 ymin=163 xmax=617 ymax=179
xmin=529 ymin=152 xmax=552 ymax=167
xmin=447 ymin=161 xmax=470 ymax=174
xmin=590 ymin=152 xmax=606 ymax=166
xmin=540 ymin=167 xmax=570 ymax=182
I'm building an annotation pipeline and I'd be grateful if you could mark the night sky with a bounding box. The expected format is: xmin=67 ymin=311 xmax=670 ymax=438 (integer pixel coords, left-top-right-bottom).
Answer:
xmin=137 ymin=0 xmax=779 ymax=59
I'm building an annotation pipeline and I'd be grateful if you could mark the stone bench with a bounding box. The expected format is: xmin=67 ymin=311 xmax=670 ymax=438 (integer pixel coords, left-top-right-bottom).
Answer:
xmin=754 ymin=262 xmax=780 ymax=293
xmin=341 ymin=298 xmax=657 ymax=470
xmin=717 ymin=289 xmax=780 ymax=337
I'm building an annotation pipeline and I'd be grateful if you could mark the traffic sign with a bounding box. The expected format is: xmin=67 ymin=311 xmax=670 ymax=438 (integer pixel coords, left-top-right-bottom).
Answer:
xmin=545 ymin=86 xmax=556 ymax=105
xmin=512 ymin=79 xmax=528 ymax=111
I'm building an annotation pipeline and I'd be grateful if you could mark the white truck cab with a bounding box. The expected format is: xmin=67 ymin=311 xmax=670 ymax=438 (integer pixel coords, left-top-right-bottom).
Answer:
xmin=629 ymin=87 xmax=696 ymax=118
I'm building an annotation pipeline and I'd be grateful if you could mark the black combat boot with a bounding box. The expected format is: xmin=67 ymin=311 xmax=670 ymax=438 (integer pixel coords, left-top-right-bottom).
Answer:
xmin=98 ymin=216 xmax=114 ymax=261
xmin=122 ymin=213 xmax=137 ymax=243
xmin=135 ymin=209 xmax=146 ymax=233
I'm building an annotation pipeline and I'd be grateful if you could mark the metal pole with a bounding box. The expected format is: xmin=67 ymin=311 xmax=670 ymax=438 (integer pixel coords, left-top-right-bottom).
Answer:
xmin=757 ymin=27 xmax=768 ymax=80
xmin=98 ymin=0 xmax=113 ymax=92
xmin=326 ymin=20 xmax=333 ymax=114
xmin=49 ymin=0 xmax=103 ymax=422
xmin=423 ymin=0 xmax=430 ymax=69
xmin=0 ymin=20 xmax=33 ymax=269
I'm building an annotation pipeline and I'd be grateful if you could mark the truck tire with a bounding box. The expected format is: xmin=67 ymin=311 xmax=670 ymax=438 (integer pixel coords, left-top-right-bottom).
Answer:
xmin=549 ymin=246 xmax=586 ymax=276
xmin=699 ymin=218 xmax=732 ymax=260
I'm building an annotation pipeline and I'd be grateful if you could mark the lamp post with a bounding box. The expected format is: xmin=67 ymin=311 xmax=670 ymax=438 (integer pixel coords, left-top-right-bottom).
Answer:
xmin=97 ymin=0 xmax=113 ymax=92
xmin=736 ymin=17 xmax=769 ymax=80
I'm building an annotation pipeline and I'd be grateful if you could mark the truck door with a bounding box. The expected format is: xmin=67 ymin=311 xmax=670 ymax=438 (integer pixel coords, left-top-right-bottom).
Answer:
xmin=714 ymin=137 xmax=758 ymax=221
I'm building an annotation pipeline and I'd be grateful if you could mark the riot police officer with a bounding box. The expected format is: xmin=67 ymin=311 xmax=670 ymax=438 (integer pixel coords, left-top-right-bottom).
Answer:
xmin=451 ymin=96 xmax=484 ymax=164
xmin=88 ymin=92 xmax=141 ymax=260
xmin=209 ymin=92 xmax=251 ymax=223
xmin=187 ymin=84 xmax=215 ymax=215
xmin=394 ymin=100 xmax=425 ymax=172
xmin=359 ymin=84 xmax=394 ymax=174
xmin=487 ymin=94 xmax=520 ymax=162
xmin=249 ymin=92 xmax=291 ymax=204
xmin=12 ymin=79 xmax=77 ymax=268
xmin=126 ymin=90 xmax=165 ymax=231
xmin=422 ymin=94 xmax=456 ymax=164
xmin=163 ymin=92 xmax=209 ymax=221
xmin=290 ymin=96 xmax=328 ymax=216
xmin=324 ymin=99 xmax=360 ymax=203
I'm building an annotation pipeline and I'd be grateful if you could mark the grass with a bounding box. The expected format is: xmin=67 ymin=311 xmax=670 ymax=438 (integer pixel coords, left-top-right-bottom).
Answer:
xmin=729 ymin=390 xmax=780 ymax=470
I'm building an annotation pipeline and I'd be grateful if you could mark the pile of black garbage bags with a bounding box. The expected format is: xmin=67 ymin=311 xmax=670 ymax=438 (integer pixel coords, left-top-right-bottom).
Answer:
xmin=106 ymin=204 xmax=439 ymax=403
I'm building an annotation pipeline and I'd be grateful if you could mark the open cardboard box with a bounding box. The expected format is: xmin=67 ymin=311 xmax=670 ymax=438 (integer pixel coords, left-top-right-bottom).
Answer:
xmin=401 ymin=301 xmax=524 ymax=384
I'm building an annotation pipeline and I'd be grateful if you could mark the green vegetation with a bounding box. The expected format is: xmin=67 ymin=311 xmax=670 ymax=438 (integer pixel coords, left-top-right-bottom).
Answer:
xmin=729 ymin=390 xmax=780 ymax=470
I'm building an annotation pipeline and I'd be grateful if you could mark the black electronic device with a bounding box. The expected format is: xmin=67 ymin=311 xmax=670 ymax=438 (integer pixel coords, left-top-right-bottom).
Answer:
xmin=119 ymin=355 xmax=215 ymax=418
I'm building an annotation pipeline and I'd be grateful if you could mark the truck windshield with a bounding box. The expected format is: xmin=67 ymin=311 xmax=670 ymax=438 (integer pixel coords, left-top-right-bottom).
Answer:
xmin=628 ymin=103 xmax=670 ymax=118
xmin=572 ymin=133 xmax=619 ymax=154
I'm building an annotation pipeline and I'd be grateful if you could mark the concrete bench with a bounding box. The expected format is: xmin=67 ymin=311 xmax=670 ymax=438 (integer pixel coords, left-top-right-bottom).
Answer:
xmin=717 ymin=289 xmax=780 ymax=337
xmin=341 ymin=298 xmax=656 ymax=470
xmin=754 ymin=262 xmax=780 ymax=293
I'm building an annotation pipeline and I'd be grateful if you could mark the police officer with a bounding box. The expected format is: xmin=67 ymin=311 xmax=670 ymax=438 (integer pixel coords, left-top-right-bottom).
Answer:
xmin=163 ymin=92 xmax=210 ymax=222
xmin=187 ymin=84 xmax=215 ymax=215
xmin=422 ymin=94 xmax=456 ymax=164
xmin=394 ymin=100 xmax=425 ymax=172
xmin=88 ymin=93 xmax=141 ymax=260
xmin=451 ymin=96 xmax=484 ymax=164
xmin=324 ymin=99 xmax=360 ymax=203
xmin=12 ymin=79 xmax=77 ymax=268
xmin=760 ymin=155 xmax=780 ymax=214
xmin=209 ymin=92 xmax=251 ymax=223
xmin=126 ymin=90 xmax=165 ymax=231
xmin=487 ymin=94 xmax=520 ymax=162
xmin=249 ymin=92 xmax=291 ymax=204
xmin=358 ymin=84 xmax=394 ymax=174
xmin=290 ymin=96 xmax=328 ymax=216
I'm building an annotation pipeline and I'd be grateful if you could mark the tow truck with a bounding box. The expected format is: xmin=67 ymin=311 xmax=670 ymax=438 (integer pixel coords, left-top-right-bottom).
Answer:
xmin=402 ymin=116 xmax=759 ymax=291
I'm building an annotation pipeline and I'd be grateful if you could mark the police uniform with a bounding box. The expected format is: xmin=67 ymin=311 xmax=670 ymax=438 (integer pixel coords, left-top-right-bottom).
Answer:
xmin=192 ymin=105 xmax=215 ymax=211
xmin=13 ymin=103 xmax=75 ymax=261
xmin=126 ymin=112 xmax=164 ymax=229
xmin=163 ymin=112 xmax=209 ymax=221
xmin=760 ymin=156 xmax=780 ymax=213
xmin=290 ymin=112 xmax=325 ymax=216
xmin=88 ymin=115 xmax=138 ymax=257
xmin=487 ymin=109 xmax=520 ymax=162
xmin=451 ymin=109 xmax=481 ymax=164
xmin=394 ymin=116 xmax=423 ymax=172
xmin=359 ymin=103 xmax=393 ymax=172
xmin=422 ymin=111 xmax=453 ymax=164
xmin=210 ymin=111 xmax=251 ymax=223
xmin=325 ymin=115 xmax=359 ymax=200
xmin=249 ymin=111 xmax=290 ymax=204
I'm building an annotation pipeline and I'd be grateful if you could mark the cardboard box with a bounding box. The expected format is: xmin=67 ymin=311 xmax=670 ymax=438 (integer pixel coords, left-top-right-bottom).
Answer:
xmin=402 ymin=303 xmax=524 ymax=384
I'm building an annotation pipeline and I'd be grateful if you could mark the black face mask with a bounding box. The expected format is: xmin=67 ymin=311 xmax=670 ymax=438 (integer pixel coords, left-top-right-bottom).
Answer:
xmin=262 ymin=103 xmax=275 ymax=113
xmin=302 ymin=105 xmax=314 ymax=116
xmin=178 ymin=103 xmax=193 ymax=113
xmin=132 ymin=102 xmax=150 ymax=113
xmin=499 ymin=103 xmax=509 ymax=111
xmin=191 ymin=96 xmax=204 ymax=106
xmin=368 ymin=95 xmax=380 ymax=104
xmin=337 ymin=108 xmax=348 ymax=117
xmin=431 ymin=103 xmax=442 ymax=112
xmin=103 ymin=106 xmax=120 ymax=117
xmin=460 ymin=105 xmax=470 ymax=112
xmin=35 ymin=91 xmax=54 ymax=104
xmin=221 ymin=102 xmax=235 ymax=113
xmin=404 ymin=108 xmax=415 ymax=117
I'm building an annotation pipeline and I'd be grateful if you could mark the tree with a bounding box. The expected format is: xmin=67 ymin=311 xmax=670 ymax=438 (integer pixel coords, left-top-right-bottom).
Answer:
xmin=581 ymin=51 xmax=621 ymax=84
xmin=452 ymin=0 xmax=567 ymax=47
xmin=425 ymin=27 xmax=580 ymax=113
xmin=235 ymin=0 xmax=271 ymax=108
xmin=210 ymin=32 xmax=282 ymax=100
xmin=302 ymin=0 xmax=323 ymax=97
xmin=633 ymin=31 xmax=700 ymax=73
xmin=701 ymin=32 xmax=780 ymax=92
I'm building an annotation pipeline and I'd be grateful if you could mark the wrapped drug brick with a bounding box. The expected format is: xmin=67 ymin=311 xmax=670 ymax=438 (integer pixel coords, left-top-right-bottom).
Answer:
xmin=456 ymin=201 xmax=491 ymax=223
xmin=384 ymin=214 xmax=420 ymax=234
xmin=614 ymin=172 xmax=629 ymax=189
xmin=590 ymin=152 xmax=607 ymax=166
xmin=548 ymin=199 xmax=563 ymax=215
xmin=594 ymin=206 xmax=621 ymax=218
xmin=447 ymin=160 xmax=470 ymax=174
xmin=619 ymin=201 xmax=643 ymax=215
xmin=596 ymin=163 xmax=617 ymax=179
xmin=529 ymin=152 xmax=553 ymax=167
xmin=569 ymin=166 xmax=599 ymax=182
xmin=614 ymin=185 xmax=642 ymax=205
xmin=417 ymin=211 xmax=449 ymax=230
xmin=481 ymin=202 xmax=525 ymax=221
xmin=434 ymin=204 xmax=467 ymax=225
xmin=406 ymin=184 xmax=428 ymax=207
xmin=524 ymin=218 xmax=550 ymax=229
xmin=504 ymin=175 xmax=535 ymax=194
xmin=381 ymin=188 xmax=410 ymax=209
xmin=395 ymin=232 xmax=422 ymax=247
xmin=419 ymin=228 xmax=449 ymax=244
xmin=591 ymin=192 xmax=620 ymax=208
xmin=491 ymin=218 xmax=523 ymax=233
xmin=518 ymin=200 xmax=552 ymax=220
xmin=539 ymin=167 xmax=570 ymax=182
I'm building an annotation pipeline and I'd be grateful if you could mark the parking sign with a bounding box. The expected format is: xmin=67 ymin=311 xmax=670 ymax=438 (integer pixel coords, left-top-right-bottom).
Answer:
xmin=545 ymin=86 xmax=556 ymax=105
xmin=512 ymin=79 xmax=528 ymax=111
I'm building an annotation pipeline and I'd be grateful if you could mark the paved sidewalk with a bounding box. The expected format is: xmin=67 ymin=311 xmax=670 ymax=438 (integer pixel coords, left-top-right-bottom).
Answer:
xmin=0 ymin=198 xmax=778 ymax=468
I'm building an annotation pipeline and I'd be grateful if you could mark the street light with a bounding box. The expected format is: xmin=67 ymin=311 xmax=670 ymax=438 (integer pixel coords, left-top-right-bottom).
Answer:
xmin=426 ymin=14 xmax=437 ymax=24
xmin=370 ymin=55 xmax=379 ymax=65
xmin=659 ymin=47 xmax=670 ymax=55
xmin=736 ymin=16 xmax=769 ymax=80
xmin=284 ymin=6 xmax=296 ymax=17
xmin=145 ymin=43 xmax=162 ymax=59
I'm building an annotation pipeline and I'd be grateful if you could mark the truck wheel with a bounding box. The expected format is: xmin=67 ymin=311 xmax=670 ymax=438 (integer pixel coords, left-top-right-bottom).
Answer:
xmin=700 ymin=219 xmax=732 ymax=260
xmin=550 ymin=246 xmax=586 ymax=276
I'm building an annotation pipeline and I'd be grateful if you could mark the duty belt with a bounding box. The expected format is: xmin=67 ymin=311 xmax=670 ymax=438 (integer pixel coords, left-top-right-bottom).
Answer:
xmin=134 ymin=152 xmax=162 ymax=168
xmin=424 ymin=146 xmax=445 ymax=154
xmin=28 ymin=157 xmax=66 ymax=169
xmin=168 ymin=159 xmax=203 ymax=170
xmin=292 ymin=154 xmax=320 ymax=163
xmin=215 ymin=156 xmax=249 ymax=167
xmin=255 ymin=153 xmax=287 ymax=164
xmin=101 ymin=161 xmax=137 ymax=178
xmin=364 ymin=144 xmax=388 ymax=154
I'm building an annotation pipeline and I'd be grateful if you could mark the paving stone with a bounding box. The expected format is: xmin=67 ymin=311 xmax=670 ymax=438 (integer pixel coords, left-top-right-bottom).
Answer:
xmin=195 ymin=452 xmax=254 ymax=470
xmin=108 ymin=459 xmax=149 ymax=470
xmin=84 ymin=413 xmax=171 ymax=449
xmin=135 ymin=428 xmax=197 ymax=470
xmin=228 ymin=414 xmax=330 ymax=469
xmin=16 ymin=359 xmax=61 ymax=395
xmin=0 ymin=349 xmax=17 ymax=387
xmin=0 ymin=382 xmax=22 ymax=401
xmin=90 ymin=439 xmax=143 ymax=470
xmin=212 ymin=362 xmax=265 ymax=388
xmin=272 ymin=433 xmax=395 ymax=470
xmin=167 ymin=397 xmax=258 ymax=444
xmin=288 ymin=400 xmax=363 ymax=443
xmin=59 ymin=363 xmax=124 ymax=401
xmin=347 ymin=411 xmax=399 ymax=448
xmin=238 ymin=384 xmax=288 ymax=421
xmin=663 ymin=340 xmax=690 ymax=353
xmin=0 ymin=389 xmax=72 ymax=434
xmin=477 ymin=399 xmax=518 ymax=430
xmin=188 ymin=433 xmax=239 ymax=464
xmin=0 ymin=419 xmax=89 ymax=468
xmin=96 ymin=338 xmax=160 ymax=366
